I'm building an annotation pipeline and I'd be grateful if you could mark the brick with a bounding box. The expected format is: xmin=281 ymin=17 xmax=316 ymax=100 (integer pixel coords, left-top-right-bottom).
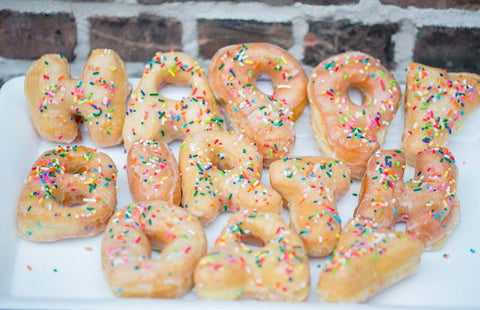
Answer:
xmin=413 ymin=27 xmax=480 ymax=74
xmin=59 ymin=0 xmax=113 ymax=2
xmin=380 ymin=0 xmax=480 ymax=10
xmin=304 ymin=20 xmax=398 ymax=69
xmin=298 ymin=0 xmax=358 ymax=4
xmin=197 ymin=19 xmax=293 ymax=59
xmin=89 ymin=14 xmax=182 ymax=62
xmin=139 ymin=0 xmax=357 ymax=4
xmin=138 ymin=0 xmax=293 ymax=4
xmin=0 ymin=10 xmax=76 ymax=61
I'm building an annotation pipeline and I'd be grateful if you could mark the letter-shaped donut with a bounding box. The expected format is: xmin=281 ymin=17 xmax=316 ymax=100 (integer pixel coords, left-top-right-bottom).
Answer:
xmin=25 ymin=49 xmax=130 ymax=147
xmin=308 ymin=51 xmax=402 ymax=179
xmin=208 ymin=43 xmax=308 ymax=166
xmin=194 ymin=210 xmax=310 ymax=301
xmin=126 ymin=140 xmax=181 ymax=204
xmin=269 ymin=156 xmax=351 ymax=257
xmin=101 ymin=201 xmax=207 ymax=298
xmin=354 ymin=148 xmax=459 ymax=250
xmin=122 ymin=52 xmax=225 ymax=150
xmin=179 ymin=130 xmax=282 ymax=226
xmin=17 ymin=146 xmax=117 ymax=241
xmin=317 ymin=216 xmax=423 ymax=302
xmin=402 ymin=63 xmax=480 ymax=165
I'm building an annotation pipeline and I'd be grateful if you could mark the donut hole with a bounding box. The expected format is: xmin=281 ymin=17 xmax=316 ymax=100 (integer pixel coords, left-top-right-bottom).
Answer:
xmin=158 ymin=83 xmax=192 ymax=101
xmin=240 ymin=233 xmax=266 ymax=252
xmin=59 ymin=191 xmax=86 ymax=208
xmin=255 ymin=74 xmax=274 ymax=95
xmin=211 ymin=154 xmax=236 ymax=174
xmin=347 ymin=86 xmax=364 ymax=106
xmin=64 ymin=160 xmax=87 ymax=175
xmin=151 ymin=250 xmax=163 ymax=259
xmin=395 ymin=222 xmax=407 ymax=233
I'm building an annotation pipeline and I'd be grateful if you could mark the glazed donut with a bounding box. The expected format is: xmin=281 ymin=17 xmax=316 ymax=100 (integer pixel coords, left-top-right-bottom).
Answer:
xmin=17 ymin=145 xmax=117 ymax=241
xmin=180 ymin=130 xmax=282 ymax=225
xmin=24 ymin=49 xmax=130 ymax=147
xmin=317 ymin=215 xmax=423 ymax=302
xmin=208 ymin=43 xmax=308 ymax=166
xmin=101 ymin=201 xmax=206 ymax=298
xmin=402 ymin=63 xmax=480 ymax=165
xmin=308 ymin=51 xmax=402 ymax=179
xmin=194 ymin=210 xmax=310 ymax=301
xmin=126 ymin=140 xmax=181 ymax=204
xmin=122 ymin=51 xmax=225 ymax=151
xmin=269 ymin=156 xmax=351 ymax=257
xmin=354 ymin=147 xmax=459 ymax=250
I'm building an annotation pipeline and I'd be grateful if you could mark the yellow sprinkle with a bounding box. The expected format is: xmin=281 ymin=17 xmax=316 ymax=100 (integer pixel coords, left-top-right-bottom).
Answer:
xmin=245 ymin=60 xmax=253 ymax=65
xmin=281 ymin=56 xmax=288 ymax=64
xmin=168 ymin=69 xmax=175 ymax=77
xmin=111 ymin=67 xmax=117 ymax=71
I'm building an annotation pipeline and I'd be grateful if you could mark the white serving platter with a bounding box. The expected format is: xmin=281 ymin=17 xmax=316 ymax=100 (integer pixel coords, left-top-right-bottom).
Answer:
xmin=0 ymin=76 xmax=479 ymax=309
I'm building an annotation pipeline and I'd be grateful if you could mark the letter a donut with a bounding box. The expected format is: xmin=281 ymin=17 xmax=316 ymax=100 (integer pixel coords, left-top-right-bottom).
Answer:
xmin=123 ymin=52 xmax=225 ymax=150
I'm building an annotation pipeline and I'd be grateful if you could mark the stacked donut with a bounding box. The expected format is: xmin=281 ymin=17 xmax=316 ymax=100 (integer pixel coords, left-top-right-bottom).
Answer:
xmin=17 ymin=43 xmax=479 ymax=302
